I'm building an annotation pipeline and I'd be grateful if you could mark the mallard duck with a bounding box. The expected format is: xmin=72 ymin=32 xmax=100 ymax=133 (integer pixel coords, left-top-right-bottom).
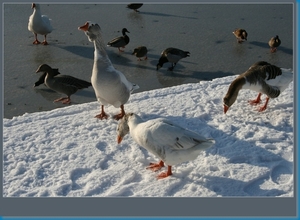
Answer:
xmin=132 ymin=46 xmax=148 ymax=61
xmin=117 ymin=113 xmax=215 ymax=179
xmin=28 ymin=3 xmax=53 ymax=45
xmin=107 ymin=28 xmax=130 ymax=52
xmin=232 ymin=28 xmax=247 ymax=43
xmin=127 ymin=3 xmax=143 ymax=12
xmin=78 ymin=22 xmax=139 ymax=120
xmin=223 ymin=61 xmax=293 ymax=113
xmin=156 ymin=47 xmax=190 ymax=71
xmin=268 ymin=35 xmax=281 ymax=53
xmin=35 ymin=64 xmax=92 ymax=104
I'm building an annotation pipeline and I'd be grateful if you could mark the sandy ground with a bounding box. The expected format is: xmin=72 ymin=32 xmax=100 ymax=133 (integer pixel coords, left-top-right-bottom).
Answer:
xmin=3 ymin=3 xmax=293 ymax=119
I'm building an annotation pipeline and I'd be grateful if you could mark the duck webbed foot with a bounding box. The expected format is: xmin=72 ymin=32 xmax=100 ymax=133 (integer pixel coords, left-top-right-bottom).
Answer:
xmin=257 ymin=98 xmax=269 ymax=112
xmin=157 ymin=166 xmax=173 ymax=179
xmin=33 ymin=40 xmax=41 ymax=44
xmin=95 ymin=105 xmax=109 ymax=120
xmin=248 ymin=93 xmax=262 ymax=105
xmin=113 ymin=105 xmax=126 ymax=121
xmin=41 ymin=41 xmax=49 ymax=45
xmin=147 ymin=160 xmax=165 ymax=172
xmin=54 ymin=97 xmax=71 ymax=104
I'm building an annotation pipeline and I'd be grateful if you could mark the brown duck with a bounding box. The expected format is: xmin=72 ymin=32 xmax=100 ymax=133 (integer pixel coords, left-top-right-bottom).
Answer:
xmin=268 ymin=35 xmax=281 ymax=53
xmin=107 ymin=28 xmax=130 ymax=52
xmin=232 ymin=28 xmax=248 ymax=43
xmin=132 ymin=46 xmax=148 ymax=61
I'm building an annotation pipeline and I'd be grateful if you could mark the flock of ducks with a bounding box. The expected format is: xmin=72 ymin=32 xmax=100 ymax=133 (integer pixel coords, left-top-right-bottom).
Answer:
xmin=28 ymin=3 xmax=293 ymax=179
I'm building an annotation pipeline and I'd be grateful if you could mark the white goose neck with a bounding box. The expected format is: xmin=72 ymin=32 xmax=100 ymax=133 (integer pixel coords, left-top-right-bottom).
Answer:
xmin=93 ymin=37 xmax=111 ymax=65
xmin=33 ymin=7 xmax=41 ymax=15
xmin=128 ymin=115 xmax=144 ymax=128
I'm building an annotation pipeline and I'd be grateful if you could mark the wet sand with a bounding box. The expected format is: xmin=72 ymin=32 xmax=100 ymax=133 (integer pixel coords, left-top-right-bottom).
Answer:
xmin=3 ymin=3 xmax=293 ymax=119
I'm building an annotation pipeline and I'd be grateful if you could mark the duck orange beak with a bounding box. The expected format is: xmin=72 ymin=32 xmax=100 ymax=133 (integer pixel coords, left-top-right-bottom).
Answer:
xmin=117 ymin=136 xmax=123 ymax=144
xmin=78 ymin=22 xmax=89 ymax=31
xmin=224 ymin=105 xmax=229 ymax=114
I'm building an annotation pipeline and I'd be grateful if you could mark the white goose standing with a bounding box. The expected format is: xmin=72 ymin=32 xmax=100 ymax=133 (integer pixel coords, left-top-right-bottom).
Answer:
xmin=117 ymin=113 xmax=215 ymax=179
xmin=78 ymin=22 xmax=139 ymax=120
xmin=223 ymin=61 xmax=293 ymax=113
xmin=28 ymin=3 xmax=53 ymax=45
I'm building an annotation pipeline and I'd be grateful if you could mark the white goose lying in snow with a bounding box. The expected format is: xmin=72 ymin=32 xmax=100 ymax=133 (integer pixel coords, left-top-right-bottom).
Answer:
xmin=117 ymin=113 xmax=215 ymax=179
xmin=28 ymin=3 xmax=53 ymax=45
xmin=78 ymin=22 xmax=139 ymax=120
xmin=223 ymin=61 xmax=293 ymax=113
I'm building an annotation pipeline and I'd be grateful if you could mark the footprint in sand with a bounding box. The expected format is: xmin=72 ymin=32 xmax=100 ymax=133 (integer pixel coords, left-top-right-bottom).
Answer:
xmin=270 ymin=163 xmax=293 ymax=185
xmin=69 ymin=167 xmax=92 ymax=190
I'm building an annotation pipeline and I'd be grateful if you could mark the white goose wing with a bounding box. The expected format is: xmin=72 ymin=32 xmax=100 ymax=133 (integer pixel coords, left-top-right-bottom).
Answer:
xmin=136 ymin=119 xmax=214 ymax=165
xmin=115 ymin=68 xmax=139 ymax=92
xmin=148 ymin=119 xmax=211 ymax=149
xmin=41 ymin=15 xmax=53 ymax=33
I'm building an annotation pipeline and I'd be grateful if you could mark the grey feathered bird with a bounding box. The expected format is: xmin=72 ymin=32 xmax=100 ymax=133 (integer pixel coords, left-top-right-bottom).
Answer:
xmin=156 ymin=47 xmax=190 ymax=71
xmin=35 ymin=64 xmax=92 ymax=104
xmin=223 ymin=61 xmax=293 ymax=113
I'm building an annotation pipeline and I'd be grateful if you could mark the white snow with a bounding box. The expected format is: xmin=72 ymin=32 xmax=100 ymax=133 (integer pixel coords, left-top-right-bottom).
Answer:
xmin=3 ymin=75 xmax=294 ymax=197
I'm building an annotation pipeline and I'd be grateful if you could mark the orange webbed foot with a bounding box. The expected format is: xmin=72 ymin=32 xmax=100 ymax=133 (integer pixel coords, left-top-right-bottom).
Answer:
xmin=258 ymin=106 xmax=267 ymax=112
xmin=156 ymin=166 xmax=172 ymax=179
xmin=146 ymin=161 xmax=164 ymax=172
xmin=33 ymin=40 xmax=41 ymax=44
xmin=95 ymin=113 xmax=109 ymax=120
xmin=41 ymin=41 xmax=49 ymax=45
xmin=156 ymin=172 xmax=172 ymax=179
xmin=248 ymin=99 xmax=261 ymax=105
xmin=54 ymin=97 xmax=70 ymax=104
xmin=113 ymin=113 xmax=125 ymax=121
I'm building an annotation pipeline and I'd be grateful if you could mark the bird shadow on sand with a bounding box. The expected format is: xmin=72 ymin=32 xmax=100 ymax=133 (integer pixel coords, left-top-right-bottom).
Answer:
xmin=249 ymin=41 xmax=293 ymax=55
xmin=157 ymin=69 xmax=236 ymax=81
xmin=139 ymin=11 xmax=198 ymax=20
xmin=34 ymin=87 xmax=95 ymax=103
xmin=134 ymin=113 xmax=293 ymax=196
xmin=202 ymin=176 xmax=287 ymax=196
xmin=33 ymin=87 xmax=60 ymax=102
xmin=56 ymin=45 xmax=94 ymax=59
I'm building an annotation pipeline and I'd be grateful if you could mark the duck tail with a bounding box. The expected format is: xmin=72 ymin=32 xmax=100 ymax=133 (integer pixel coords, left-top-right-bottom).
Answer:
xmin=185 ymin=51 xmax=190 ymax=57
xmin=131 ymin=84 xmax=140 ymax=92
xmin=280 ymin=68 xmax=293 ymax=74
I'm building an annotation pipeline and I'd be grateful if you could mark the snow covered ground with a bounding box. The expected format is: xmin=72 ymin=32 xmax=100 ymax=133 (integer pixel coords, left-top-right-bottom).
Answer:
xmin=3 ymin=75 xmax=294 ymax=197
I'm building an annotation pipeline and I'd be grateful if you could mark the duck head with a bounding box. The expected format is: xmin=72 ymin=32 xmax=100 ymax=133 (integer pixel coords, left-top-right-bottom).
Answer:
xmin=223 ymin=98 xmax=231 ymax=114
xmin=78 ymin=21 xmax=101 ymax=42
xmin=36 ymin=64 xmax=52 ymax=73
xmin=121 ymin=28 xmax=130 ymax=35
xmin=116 ymin=113 xmax=132 ymax=144
xmin=242 ymin=30 xmax=247 ymax=41
xmin=156 ymin=56 xmax=168 ymax=70
xmin=31 ymin=3 xmax=40 ymax=9
xmin=223 ymin=77 xmax=245 ymax=114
